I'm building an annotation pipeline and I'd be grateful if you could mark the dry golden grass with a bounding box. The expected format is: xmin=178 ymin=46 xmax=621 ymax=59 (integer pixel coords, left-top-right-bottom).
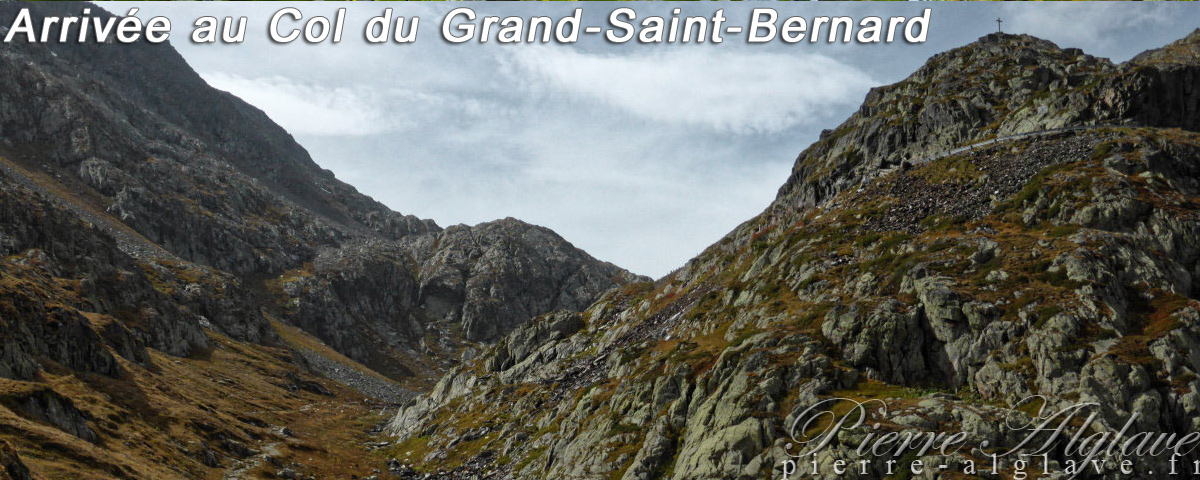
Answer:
xmin=0 ymin=330 xmax=395 ymax=480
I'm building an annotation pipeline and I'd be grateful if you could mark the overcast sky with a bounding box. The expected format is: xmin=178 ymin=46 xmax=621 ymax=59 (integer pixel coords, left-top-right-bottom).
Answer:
xmin=113 ymin=2 xmax=1200 ymax=278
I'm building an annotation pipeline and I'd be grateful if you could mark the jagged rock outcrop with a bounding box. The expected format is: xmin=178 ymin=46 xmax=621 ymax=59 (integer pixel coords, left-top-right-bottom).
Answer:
xmin=407 ymin=219 xmax=643 ymax=343
xmin=272 ymin=219 xmax=645 ymax=378
xmin=3 ymin=387 xmax=97 ymax=443
xmin=0 ymin=441 xmax=33 ymax=480
xmin=385 ymin=32 xmax=1200 ymax=480
xmin=1108 ymin=29 xmax=1200 ymax=132
xmin=0 ymin=176 xmax=208 ymax=380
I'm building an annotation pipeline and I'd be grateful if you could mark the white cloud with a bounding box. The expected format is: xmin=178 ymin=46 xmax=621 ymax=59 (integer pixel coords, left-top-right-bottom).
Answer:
xmin=503 ymin=48 xmax=876 ymax=135
xmin=201 ymin=73 xmax=390 ymax=136
xmin=1010 ymin=4 xmax=1167 ymax=54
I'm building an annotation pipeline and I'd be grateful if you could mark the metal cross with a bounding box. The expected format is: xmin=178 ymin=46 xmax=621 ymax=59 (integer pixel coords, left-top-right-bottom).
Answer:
xmin=996 ymin=18 xmax=1003 ymax=33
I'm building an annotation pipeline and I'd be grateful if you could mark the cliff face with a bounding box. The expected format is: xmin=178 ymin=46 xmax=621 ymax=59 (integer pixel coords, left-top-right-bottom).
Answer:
xmin=385 ymin=32 xmax=1200 ymax=480
xmin=0 ymin=3 xmax=644 ymax=476
xmin=271 ymin=221 xmax=640 ymax=381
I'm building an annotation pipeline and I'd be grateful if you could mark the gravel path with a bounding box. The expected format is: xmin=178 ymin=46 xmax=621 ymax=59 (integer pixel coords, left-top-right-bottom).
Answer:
xmin=915 ymin=124 xmax=1120 ymax=166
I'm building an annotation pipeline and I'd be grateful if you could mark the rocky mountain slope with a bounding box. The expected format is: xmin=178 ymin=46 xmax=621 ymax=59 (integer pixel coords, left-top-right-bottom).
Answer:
xmin=0 ymin=2 xmax=641 ymax=478
xmin=384 ymin=32 xmax=1200 ymax=480
xmin=270 ymin=219 xmax=641 ymax=383
xmin=0 ymin=1 xmax=640 ymax=384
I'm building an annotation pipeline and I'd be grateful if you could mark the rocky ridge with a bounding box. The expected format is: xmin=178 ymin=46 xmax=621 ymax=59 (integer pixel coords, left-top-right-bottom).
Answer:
xmin=384 ymin=32 xmax=1200 ymax=480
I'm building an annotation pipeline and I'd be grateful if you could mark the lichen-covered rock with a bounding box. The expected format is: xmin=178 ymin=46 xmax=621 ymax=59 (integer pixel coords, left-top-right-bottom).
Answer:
xmin=386 ymin=31 xmax=1200 ymax=480
xmin=271 ymin=222 xmax=642 ymax=379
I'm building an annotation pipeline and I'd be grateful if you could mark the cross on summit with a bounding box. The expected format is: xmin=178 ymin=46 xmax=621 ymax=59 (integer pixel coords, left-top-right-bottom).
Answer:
xmin=996 ymin=18 xmax=1003 ymax=33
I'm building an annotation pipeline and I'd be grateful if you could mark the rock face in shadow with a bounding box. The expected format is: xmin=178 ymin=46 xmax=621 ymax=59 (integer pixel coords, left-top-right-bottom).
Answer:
xmin=1113 ymin=29 xmax=1200 ymax=131
xmin=6 ymin=388 xmax=97 ymax=443
xmin=0 ymin=441 xmax=33 ymax=480
xmin=386 ymin=32 xmax=1200 ymax=480
xmin=0 ymin=178 xmax=207 ymax=381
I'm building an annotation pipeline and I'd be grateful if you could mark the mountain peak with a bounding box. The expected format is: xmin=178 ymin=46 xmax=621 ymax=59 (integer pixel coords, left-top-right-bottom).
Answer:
xmin=910 ymin=32 xmax=1104 ymax=88
xmin=976 ymin=31 xmax=1059 ymax=48
xmin=769 ymin=30 xmax=1200 ymax=223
